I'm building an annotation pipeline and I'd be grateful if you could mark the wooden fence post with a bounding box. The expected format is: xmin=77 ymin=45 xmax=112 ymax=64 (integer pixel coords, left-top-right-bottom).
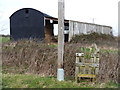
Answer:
xmin=75 ymin=53 xmax=79 ymax=82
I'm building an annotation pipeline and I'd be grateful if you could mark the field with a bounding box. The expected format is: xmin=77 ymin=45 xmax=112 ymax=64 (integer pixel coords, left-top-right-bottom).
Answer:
xmin=1 ymin=33 xmax=119 ymax=88
xmin=2 ymin=74 xmax=119 ymax=88
xmin=0 ymin=36 xmax=10 ymax=43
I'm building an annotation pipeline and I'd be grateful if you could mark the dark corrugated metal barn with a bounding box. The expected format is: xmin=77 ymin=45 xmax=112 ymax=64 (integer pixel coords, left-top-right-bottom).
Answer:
xmin=10 ymin=8 xmax=60 ymax=41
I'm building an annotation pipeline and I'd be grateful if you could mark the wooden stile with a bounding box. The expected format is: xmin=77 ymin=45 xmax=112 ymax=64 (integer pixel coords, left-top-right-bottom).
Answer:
xmin=75 ymin=44 xmax=100 ymax=82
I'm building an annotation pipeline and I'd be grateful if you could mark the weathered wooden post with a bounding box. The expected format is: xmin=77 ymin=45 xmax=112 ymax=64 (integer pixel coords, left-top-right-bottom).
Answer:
xmin=57 ymin=0 xmax=65 ymax=81
xmin=0 ymin=36 xmax=2 ymax=90
xmin=75 ymin=53 xmax=79 ymax=82
xmin=75 ymin=53 xmax=84 ymax=82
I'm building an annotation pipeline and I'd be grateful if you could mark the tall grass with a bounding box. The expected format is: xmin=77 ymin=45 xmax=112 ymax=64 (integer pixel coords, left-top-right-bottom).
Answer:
xmin=2 ymin=74 xmax=93 ymax=88
xmin=2 ymin=74 xmax=119 ymax=88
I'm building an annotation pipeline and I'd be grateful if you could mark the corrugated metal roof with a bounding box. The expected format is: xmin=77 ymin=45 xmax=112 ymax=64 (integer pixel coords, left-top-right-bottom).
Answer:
xmin=43 ymin=13 xmax=55 ymax=18
xmin=10 ymin=8 xmax=56 ymax=19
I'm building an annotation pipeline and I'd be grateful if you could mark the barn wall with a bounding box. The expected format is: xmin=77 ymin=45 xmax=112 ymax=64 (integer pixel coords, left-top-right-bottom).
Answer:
xmin=69 ymin=20 xmax=112 ymax=41
xmin=69 ymin=21 xmax=74 ymax=41
xmin=10 ymin=8 xmax=45 ymax=40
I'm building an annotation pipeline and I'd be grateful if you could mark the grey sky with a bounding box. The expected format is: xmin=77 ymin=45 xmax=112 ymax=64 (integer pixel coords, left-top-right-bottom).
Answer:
xmin=0 ymin=0 xmax=119 ymax=36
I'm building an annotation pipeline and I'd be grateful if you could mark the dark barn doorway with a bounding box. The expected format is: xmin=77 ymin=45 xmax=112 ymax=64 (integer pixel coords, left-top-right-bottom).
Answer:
xmin=64 ymin=23 xmax=69 ymax=42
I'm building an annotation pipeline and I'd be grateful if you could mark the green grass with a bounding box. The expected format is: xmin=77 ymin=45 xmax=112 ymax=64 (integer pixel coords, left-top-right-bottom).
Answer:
xmin=100 ymin=49 xmax=118 ymax=54
xmin=48 ymin=44 xmax=57 ymax=48
xmin=2 ymin=74 xmax=119 ymax=88
xmin=2 ymin=74 xmax=91 ymax=88
xmin=0 ymin=37 xmax=10 ymax=43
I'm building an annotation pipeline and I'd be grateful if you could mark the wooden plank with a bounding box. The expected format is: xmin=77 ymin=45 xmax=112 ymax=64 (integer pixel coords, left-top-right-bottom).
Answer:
xmin=78 ymin=74 xmax=96 ymax=78
xmin=76 ymin=63 xmax=99 ymax=68
xmin=68 ymin=21 xmax=74 ymax=41
xmin=80 ymin=66 xmax=84 ymax=74
xmin=88 ymin=66 xmax=92 ymax=74
xmin=75 ymin=56 xmax=79 ymax=82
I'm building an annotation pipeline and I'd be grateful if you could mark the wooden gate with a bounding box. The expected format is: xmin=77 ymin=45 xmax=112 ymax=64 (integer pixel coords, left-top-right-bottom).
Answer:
xmin=75 ymin=44 xmax=99 ymax=82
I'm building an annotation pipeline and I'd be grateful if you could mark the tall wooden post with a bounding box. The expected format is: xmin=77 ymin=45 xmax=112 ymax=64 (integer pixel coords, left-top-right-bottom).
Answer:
xmin=0 ymin=36 xmax=2 ymax=89
xmin=57 ymin=0 xmax=64 ymax=81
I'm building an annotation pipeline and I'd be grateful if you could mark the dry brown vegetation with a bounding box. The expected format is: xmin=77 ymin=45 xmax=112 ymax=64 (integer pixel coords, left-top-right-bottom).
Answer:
xmin=70 ymin=33 xmax=118 ymax=48
xmin=2 ymin=33 xmax=119 ymax=83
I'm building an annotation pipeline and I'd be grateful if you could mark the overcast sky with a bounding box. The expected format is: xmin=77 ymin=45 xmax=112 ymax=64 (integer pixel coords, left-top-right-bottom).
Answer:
xmin=0 ymin=0 xmax=119 ymax=36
